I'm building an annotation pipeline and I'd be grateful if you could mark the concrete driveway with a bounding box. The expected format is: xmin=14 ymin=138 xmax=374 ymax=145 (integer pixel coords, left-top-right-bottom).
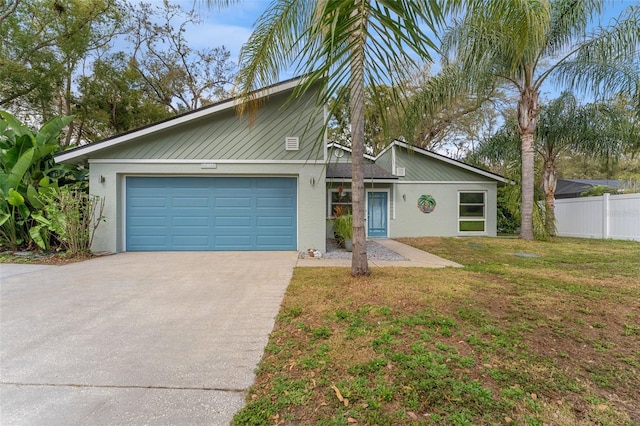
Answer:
xmin=0 ymin=251 xmax=298 ymax=425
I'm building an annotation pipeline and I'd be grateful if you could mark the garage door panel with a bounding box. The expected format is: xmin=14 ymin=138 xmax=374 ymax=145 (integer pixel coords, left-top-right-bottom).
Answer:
xmin=214 ymin=235 xmax=252 ymax=248
xmin=215 ymin=197 xmax=252 ymax=208
xmin=173 ymin=235 xmax=209 ymax=247
xmin=257 ymin=216 xmax=293 ymax=227
xmin=172 ymin=197 xmax=209 ymax=208
xmin=126 ymin=177 xmax=296 ymax=251
xmin=128 ymin=216 xmax=167 ymax=226
xmin=257 ymin=235 xmax=294 ymax=247
xmin=216 ymin=179 xmax=253 ymax=189
xmin=128 ymin=197 xmax=167 ymax=208
xmin=257 ymin=197 xmax=293 ymax=208
xmin=172 ymin=216 xmax=209 ymax=226
xmin=130 ymin=235 xmax=168 ymax=249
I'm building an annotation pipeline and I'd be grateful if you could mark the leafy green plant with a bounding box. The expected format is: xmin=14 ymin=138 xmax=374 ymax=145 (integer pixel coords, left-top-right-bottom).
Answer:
xmin=0 ymin=110 xmax=74 ymax=250
xmin=580 ymin=185 xmax=620 ymax=197
xmin=43 ymin=187 xmax=105 ymax=255
xmin=333 ymin=213 xmax=353 ymax=241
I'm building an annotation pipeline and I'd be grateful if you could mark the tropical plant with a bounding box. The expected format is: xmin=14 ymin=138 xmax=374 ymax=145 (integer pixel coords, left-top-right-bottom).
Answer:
xmin=441 ymin=1 xmax=640 ymax=240
xmin=203 ymin=0 xmax=456 ymax=276
xmin=536 ymin=92 xmax=633 ymax=235
xmin=43 ymin=187 xmax=105 ymax=255
xmin=333 ymin=213 xmax=353 ymax=241
xmin=0 ymin=111 xmax=73 ymax=250
xmin=470 ymin=119 xmax=551 ymax=240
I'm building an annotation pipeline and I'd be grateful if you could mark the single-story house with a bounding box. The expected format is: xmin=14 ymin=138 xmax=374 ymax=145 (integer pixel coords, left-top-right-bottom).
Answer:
xmin=55 ymin=76 xmax=507 ymax=254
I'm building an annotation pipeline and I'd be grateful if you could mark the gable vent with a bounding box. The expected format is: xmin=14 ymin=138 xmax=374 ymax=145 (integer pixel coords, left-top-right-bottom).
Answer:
xmin=285 ymin=136 xmax=299 ymax=151
xmin=395 ymin=167 xmax=406 ymax=177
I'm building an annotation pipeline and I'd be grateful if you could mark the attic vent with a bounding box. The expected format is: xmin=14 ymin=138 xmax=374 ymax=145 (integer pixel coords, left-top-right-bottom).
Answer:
xmin=395 ymin=167 xmax=406 ymax=177
xmin=285 ymin=137 xmax=299 ymax=151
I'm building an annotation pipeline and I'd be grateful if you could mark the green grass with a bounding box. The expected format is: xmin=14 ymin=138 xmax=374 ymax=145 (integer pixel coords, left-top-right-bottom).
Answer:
xmin=233 ymin=237 xmax=640 ymax=425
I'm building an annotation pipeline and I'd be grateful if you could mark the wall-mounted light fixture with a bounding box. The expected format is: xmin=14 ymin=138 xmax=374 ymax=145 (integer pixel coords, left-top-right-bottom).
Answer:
xmin=99 ymin=175 xmax=106 ymax=183
xmin=402 ymin=194 xmax=406 ymax=201
xmin=310 ymin=177 xmax=316 ymax=186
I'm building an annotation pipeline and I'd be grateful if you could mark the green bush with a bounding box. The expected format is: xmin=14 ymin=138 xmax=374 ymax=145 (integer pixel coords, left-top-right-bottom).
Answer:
xmin=0 ymin=110 xmax=89 ymax=251
xmin=44 ymin=187 xmax=105 ymax=255
xmin=333 ymin=213 xmax=353 ymax=241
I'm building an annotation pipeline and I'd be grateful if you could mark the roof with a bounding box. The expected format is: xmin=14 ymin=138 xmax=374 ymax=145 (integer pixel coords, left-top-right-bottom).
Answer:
xmin=556 ymin=179 xmax=621 ymax=198
xmin=326 ymin=163 xmax=397 ymax=180
xmin=328 ymin=140 xmax=506 ymax=183
xmin=55 ymin=76 xmax=309 ymax=164
xmin=327 ymin=142 xmax=377 ymax=161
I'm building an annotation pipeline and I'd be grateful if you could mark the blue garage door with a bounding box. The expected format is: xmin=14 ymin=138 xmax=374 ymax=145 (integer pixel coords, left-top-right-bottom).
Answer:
xmin=126 ymin=177 xmax=297 ymax=251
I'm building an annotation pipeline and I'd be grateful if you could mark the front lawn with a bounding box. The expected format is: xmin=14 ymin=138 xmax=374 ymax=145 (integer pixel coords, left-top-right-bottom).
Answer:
xmin=234 ymin=237 xmax=640 ymax=425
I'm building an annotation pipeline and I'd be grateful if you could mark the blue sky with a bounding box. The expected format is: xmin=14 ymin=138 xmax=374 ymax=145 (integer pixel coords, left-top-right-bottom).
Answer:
xmin=176 ymin=0 xmax=635 ymax=79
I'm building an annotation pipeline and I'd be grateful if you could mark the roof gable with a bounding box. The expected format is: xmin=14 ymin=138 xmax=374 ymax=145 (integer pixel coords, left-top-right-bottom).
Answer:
xmin=378 ymin=141 xmax=507 ymax=183
xmin=56 ymin=76 xmax=323 ymax=164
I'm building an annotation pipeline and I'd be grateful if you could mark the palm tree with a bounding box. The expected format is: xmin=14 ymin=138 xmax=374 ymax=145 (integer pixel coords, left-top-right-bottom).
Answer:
xmin=442 ymin=1 xmax=639 ymax=240
xmin=472 ymin=92 xmax=636 ymax=237
xmin=536 ymin=92 xmax=634 ymax=235
xmin=204 ymin=0 xmax=450 ymax=276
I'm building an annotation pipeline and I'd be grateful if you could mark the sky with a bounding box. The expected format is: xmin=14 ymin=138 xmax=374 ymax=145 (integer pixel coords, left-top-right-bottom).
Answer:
xmin=176 ymin=0 xmax=636 ymax=66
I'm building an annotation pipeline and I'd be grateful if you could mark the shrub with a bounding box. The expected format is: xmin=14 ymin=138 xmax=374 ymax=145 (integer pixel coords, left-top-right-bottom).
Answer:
xmin=333 ymin=213 xmax=353 ymax=240
xmin=45 ymin=187 xmax=105 ymax=255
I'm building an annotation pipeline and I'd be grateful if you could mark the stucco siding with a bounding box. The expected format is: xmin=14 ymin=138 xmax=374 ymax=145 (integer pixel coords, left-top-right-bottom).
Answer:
xmin=96 ymin=90 xmax=325 ymax=162
xmin=89 ymin=162 xmax=326 ymax=253
xmin=390 ymin=182 xmax=497 ymax=237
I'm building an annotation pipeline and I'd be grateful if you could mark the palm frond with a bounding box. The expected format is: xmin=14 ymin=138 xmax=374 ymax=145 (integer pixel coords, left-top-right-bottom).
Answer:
xmin=544 ymin=0 xmax=604 ymax=57
xmin=443 ymin=0 xmax=552 ymax=80
xmin=551 ymin=5 xmax=640 ymax=103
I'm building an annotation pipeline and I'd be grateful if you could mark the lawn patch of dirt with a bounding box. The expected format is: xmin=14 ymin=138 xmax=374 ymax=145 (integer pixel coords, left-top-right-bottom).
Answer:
xmin=233 ymin=237 xmax=640 ymax=425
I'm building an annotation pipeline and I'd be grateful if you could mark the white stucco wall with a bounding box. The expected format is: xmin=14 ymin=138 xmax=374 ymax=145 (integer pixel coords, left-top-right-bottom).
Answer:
xmin=89 ymin=161 xmax=327 ymax=253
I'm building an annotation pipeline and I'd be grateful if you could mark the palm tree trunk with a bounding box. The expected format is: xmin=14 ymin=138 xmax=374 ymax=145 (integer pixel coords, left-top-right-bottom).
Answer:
xmin=349 ymin=2 xmax=369 ymax=276
xmin=542 ymin=157 xmax=557 ymax=236
xmin=518 ymin=87 xmax=539 ymax=241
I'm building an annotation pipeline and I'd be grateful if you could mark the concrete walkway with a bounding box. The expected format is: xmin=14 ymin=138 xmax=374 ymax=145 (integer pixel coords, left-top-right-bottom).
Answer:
xmin=296 ymin=239 xmax=462 ymax=268
xmin=0 ymin=251 xmax=298 ymax=425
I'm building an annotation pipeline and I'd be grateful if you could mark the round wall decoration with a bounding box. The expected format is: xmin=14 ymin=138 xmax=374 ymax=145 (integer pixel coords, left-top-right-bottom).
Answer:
xmin=417 ymin=194 xmax=436 ymax=213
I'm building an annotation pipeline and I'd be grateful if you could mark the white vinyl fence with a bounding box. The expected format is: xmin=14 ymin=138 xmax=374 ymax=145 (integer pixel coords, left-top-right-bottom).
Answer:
xmin=555 ymin=193 xmax=640 ymax=241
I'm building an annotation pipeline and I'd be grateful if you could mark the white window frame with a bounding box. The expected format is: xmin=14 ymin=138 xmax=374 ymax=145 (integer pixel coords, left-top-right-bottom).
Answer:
xmin=328 ymin=188 xmax=352 ymax=217
xmin=458 ymin=191 xmax=487 ymax=234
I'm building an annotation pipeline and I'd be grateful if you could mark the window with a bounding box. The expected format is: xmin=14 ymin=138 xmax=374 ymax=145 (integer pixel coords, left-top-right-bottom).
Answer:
xmin=329 ymin=188 xmax=352 ymax=217
xmin=459 ymin=192 xmax=486 ymax=232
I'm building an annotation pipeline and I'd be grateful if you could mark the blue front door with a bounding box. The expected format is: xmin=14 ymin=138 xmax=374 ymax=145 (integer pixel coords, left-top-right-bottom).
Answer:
xmin=367 ymin=191 xmax=388 ymax=238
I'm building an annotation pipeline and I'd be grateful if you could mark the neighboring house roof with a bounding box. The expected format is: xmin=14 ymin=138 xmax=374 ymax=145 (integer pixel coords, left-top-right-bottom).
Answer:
xmin=55 ymin=76 xmax=309 ymax=164
xmin=327 ymin=163 xmax=397 ymax=180
xmin=555 ymin=179 xmax=621 ymax=199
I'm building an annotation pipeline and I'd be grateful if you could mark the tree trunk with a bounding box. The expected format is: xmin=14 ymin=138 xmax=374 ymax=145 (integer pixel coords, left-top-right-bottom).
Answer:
xmin=517 ymin=87 xmax=539 ymax=241
xmin=349 ymin=2 xmax=369 ymax=276
xmin=541 ymin=157 xmax=557 ymax=236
